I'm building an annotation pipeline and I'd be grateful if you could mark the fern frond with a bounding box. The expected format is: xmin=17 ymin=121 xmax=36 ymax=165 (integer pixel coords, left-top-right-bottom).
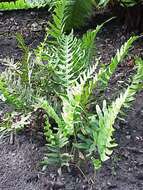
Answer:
xmin=123 ymin=57 xmax=143 ymax=107
xmin=66 ymin=35 xmax=137 ymax=110
xmin=0 ymin=76 xmax=25 ymax=109
xmin=36 ymin=98 xmax=63 ymax=128
xmin=48 ymin=0 xmax=67 ymax=39
xmin=58 ymin=61 xmax=100 ymax=138
xmin=64 ymin=0 xmax=93 ymax=30
xmin=81 ymin=27 xmax=101 ymax=66
xmin=44 ymin=116 xmax=55 ymax=143
xmin=96 ymin=57 xmax=143 ymax=162
xmin=55 ymin=34 xmax=78 ymax=86
xmin=100 ymin=36 xmax=138 ymax=86
xmin=43 ymin=132 xmax=71 ymax=167
xmin=16 ymin=33 xmax=32 ymax=84
xmin=81 ymin=18 xmax=114 ymax=65
xmin=0 ymin=55 xmax=35 ymax=107
xmin=38 ymin=98 xmax=72 ymax=167
xmin=53 ymin=33 xmax=84 ymax=86
xmin=60 ymin=95 xmax=75 ymax=136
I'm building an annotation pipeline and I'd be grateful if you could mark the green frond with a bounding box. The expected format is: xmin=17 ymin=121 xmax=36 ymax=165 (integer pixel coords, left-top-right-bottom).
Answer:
xmin=16 ymin=33 xmax=31 ymax=84
xmin=38 ymin=97 xmax=72 ymax=167
xmin=58 ymin=62 xmax=100 ymax=138
xmin=58 ymin=61 xmax=99 ymax=137
xmin=96 ymin=99 xmax=121 ymax=162
xmin=77 ymin=35 xmax=138 ymax=109
xmin=81 ymin=26 xmax=102 ymax=64
xmin=48 ymin=0 xmax=67 ymax=39
xmin=123 ymin=57 xmax=143 ymax=106
xmin=96 ymin=58 xmax=143 ymax=162
xmin=0 ymin=55 xmax=35 ymax=107
xmin=64 ymin=0 xmax=93 ymax=30
xmin=58 ymin=64 xmax=94 ymax=137
xmin=100 ymin=36 xmax=138 ymax=86
xmin=79 ymin=60 xmax=102 ymax=107
xmin=0 ymin=76 xmax=25 ymax=110
xmin=43 ymin=132 xmax=71 ymax=167
xmin=60 ymin=95 xmax=75 ymax=136
xmin=54 ymin=34 xmax=78 ymax=86
xmin=54 ymin=33 xmax=85 ymax=85
xmin=81 ymin=18 xmax=114 ymax=64
xmin=43 ymin=116 xmax=55 ymax=143
xmin=36 ymin=98 xmax=63 ymax=128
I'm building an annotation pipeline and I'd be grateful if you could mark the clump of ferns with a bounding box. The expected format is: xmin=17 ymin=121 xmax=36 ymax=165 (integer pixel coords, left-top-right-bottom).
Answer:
xmin=0 ymin=0 xmax=143 ymax=173
xmin=34 ymin=1 xmax=143 ymax=171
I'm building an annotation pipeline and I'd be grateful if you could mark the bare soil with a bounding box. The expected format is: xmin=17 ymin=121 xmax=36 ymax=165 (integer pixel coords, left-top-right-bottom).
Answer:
xmin=0 ymin=9 xmax=143 ymax=190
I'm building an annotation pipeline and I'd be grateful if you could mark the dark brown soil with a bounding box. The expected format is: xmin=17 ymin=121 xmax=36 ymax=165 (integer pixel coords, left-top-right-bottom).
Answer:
xmin=0 ymin=9 xmax=143 ymax=190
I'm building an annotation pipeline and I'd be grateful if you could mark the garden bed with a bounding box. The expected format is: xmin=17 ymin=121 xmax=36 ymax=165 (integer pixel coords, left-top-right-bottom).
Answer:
xmin=0 ymin=9 xmax=143 ymax=190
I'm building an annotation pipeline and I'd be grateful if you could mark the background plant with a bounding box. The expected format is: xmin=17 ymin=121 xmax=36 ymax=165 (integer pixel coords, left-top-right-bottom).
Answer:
xmin=1 ymin=0 xmax=142 ymax=32
xmin=94 ymin=0 xmax=142 ymax=7
xmin=0 ymin=0 xmax=30 ymax=10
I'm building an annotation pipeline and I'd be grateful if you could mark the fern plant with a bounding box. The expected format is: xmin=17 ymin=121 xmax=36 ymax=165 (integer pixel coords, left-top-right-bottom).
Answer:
xmin=32 ymin=2 xmax=143 ymax=170
xmin=39 ymin=48 xmax=143 ymax=170
xmin=0 ymin=0 xmax=143 ymax=172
